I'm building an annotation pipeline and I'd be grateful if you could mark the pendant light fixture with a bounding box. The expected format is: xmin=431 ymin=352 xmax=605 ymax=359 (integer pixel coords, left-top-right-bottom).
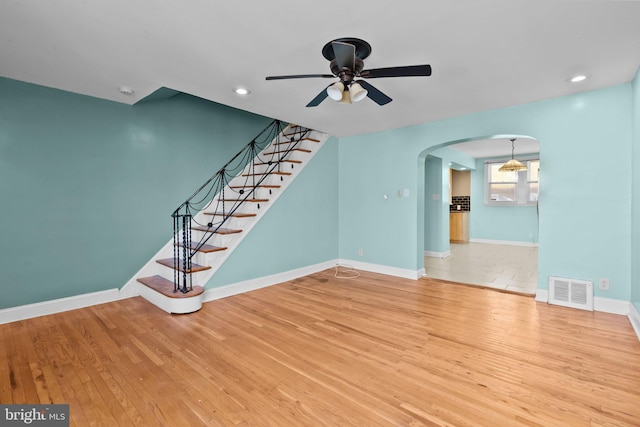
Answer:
xmin=498 ymin=138 xmax=528 ymax=172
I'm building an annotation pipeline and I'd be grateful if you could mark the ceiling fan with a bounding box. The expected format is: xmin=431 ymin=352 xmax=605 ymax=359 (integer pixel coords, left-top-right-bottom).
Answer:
xmin=265 ymin=37 xmax=432 ymax=107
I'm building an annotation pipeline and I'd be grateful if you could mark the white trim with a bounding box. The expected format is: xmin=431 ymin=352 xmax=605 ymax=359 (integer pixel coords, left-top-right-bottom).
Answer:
xmin=203 ymin=260 xmax=338 ymax=302
xmin=424 ymin=250 xmax=451 ymax=258
xmin=594 ymin=297 xmax=630 ymax=315
xmin=536 ymin=287 xmax=634 ymax=317
xmin=629 ymin=303 xmax=640 ymax=341
xmin=204 ymin=257 xmax=425 ymax=304
xmin=0 ymin=289 xmax=122 ymax=325
xmin=338 ymin=259 xmax=423 ymax=280
xmin=535 ymin=288 xmax=548 ymax=303
xmin=469 ymin=238 xmax=538 ymax=247
xmin=138 ymin=284 xmax=202 ymax=314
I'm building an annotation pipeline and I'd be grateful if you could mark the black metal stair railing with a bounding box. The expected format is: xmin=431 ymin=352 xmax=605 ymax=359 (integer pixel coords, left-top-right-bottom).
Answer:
xmin=171 ymin=120 xmax=311 ymax=293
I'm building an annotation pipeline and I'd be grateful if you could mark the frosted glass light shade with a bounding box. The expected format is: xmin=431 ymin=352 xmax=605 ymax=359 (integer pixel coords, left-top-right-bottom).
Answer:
xmin=327 ymin=82 xmax=345 ymax=101
xmin=339 ymin=89 xmax=352 ymax=104
xmin=349 ymin=82 xmax=368 ymax=102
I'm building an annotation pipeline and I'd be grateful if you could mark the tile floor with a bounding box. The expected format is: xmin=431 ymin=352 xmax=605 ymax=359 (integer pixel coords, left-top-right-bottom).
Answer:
xmin=424 ymin=242 xmax=538 ymax=295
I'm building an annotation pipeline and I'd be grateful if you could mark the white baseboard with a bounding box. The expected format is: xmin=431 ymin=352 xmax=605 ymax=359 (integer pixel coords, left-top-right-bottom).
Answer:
xmin=0 ymin=289 xmax=122 ymax=325
xmin=594 ymin=297 xmax=630 ymax=315
xmin=535 ymin=289 xmax=630 ymax=313
xmin=0 ymin=258 xmax=425 ymax=324
xmin=535 ymin=288 xmax=548 ymax=302
xmin=629 ymin=303 xmax=640 ymax=341
xmin=469 ymin=238 xmax=538 ymax=247
xmin=338 ymin=259 xmax=423 ymax=280
xmin=203 ymin=260 xmax=338 ymax=302
xmin=424 ymin=250 xmax=451 ymax=258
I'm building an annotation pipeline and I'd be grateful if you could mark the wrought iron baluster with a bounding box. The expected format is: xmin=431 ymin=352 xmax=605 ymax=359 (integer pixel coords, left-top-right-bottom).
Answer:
xmin=169 ymin=120 xmax=311 ymax=292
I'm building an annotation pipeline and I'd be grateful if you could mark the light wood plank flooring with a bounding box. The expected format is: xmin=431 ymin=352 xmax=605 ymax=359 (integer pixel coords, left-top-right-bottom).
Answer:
xmin=1 ymin=269 xmax=639 ymax=426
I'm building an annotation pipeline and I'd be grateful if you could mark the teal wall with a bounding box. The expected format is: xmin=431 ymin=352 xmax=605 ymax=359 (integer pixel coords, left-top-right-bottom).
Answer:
xmin=211 ymin=137 xmax=339 ymax=286
xmin=469 ymin=157 xmax=539 ymax=243
xmin=338 ymin=131 xmax=420 ymax=267
xmin=632 ymin=68 xmax=640 ymax=312
xmin=339 ymin=84 xmax=632 ymax=300
xmin=424 ymin=156 xmax=447 ymax=253
xmin=424 ymin=147 xmax=476 ymax=254
xmin=0 ymin=77 xmax=275 ymax=309
xmin=3 ymin=74 xmax=638 ymax=310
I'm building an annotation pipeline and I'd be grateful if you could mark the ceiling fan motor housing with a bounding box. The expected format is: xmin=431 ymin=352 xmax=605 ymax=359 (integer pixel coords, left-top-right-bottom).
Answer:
xmin=330 ymin=58 xmax=364 ymax=84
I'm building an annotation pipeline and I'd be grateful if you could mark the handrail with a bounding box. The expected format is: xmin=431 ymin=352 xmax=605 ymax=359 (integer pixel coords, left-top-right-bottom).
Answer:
xmin=171 ymin=120 xmax=311 ymax=293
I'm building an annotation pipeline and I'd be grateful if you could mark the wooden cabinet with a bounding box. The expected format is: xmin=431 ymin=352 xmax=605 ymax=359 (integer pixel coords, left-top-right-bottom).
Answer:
xmin=450 ymin=212 xmax=469 ymax=243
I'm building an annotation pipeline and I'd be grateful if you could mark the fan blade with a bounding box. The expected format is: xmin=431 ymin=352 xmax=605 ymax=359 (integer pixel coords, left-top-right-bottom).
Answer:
xmin=331 ymin=41 xmax=355 ymax=70
xmin=266 ymin=74 xmax=335 ymax=80
xmin=306 ymin=86 xmax=330 ymax=107
xmin=357 ymin=80 xmax=392 ymax=106
xmin=360 ymin=65 xmax=432 ymax=79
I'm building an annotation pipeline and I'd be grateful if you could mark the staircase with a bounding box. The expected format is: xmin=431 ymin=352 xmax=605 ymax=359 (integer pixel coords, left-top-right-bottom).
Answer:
xmin=122 ymin=121 xmax=328 ymax=313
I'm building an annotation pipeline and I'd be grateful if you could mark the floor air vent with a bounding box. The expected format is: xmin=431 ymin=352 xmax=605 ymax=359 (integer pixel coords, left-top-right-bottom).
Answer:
xmin=548 ymin=276 xmax=594 ymax=311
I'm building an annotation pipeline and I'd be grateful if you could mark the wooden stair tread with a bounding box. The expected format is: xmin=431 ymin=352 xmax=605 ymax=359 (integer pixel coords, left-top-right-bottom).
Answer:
xmin=242 ymin=171 xmax=291 ymax=176
xmin=137 ymin=275 xmax=204 ymax=298
xmin=218 ymin=198 xmax=268 ymax=203
xmin=263 ymin=148 xmax=312 ymax=155
xmin=174 ymin=241 xmax=227 ymax=253
xmin=254 ymin=160 xmax=302 ymax=165
xmin=204 ymin=211 xmax=257 ymax=218
xmin=156 ymin=259 xmax=211 ymax=273
xmin=229 ymin=184 xmax=281 ymax=189
xmin=281 ymin=132 xmax=309 ymax=138
xmin=191 ymin=225 xmax=243 ymax=234
xmin=275 ymin=137 xmax=320 ymax=144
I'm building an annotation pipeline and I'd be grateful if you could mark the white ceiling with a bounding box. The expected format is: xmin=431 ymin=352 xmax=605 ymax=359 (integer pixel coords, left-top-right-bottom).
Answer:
xmin=450 ymin=137 xmax=540 ymax=159
xmin=2 ymin=1 xmax=640 ymax=150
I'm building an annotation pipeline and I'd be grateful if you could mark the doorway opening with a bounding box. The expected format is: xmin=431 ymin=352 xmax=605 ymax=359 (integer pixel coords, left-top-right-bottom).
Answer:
xmin=420 ymin=135 xmax=540 ymax=295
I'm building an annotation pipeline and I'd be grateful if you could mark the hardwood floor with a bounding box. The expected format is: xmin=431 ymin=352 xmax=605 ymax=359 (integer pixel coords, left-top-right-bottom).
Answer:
xmin=1 ymin=269 xmax=639 ymax=426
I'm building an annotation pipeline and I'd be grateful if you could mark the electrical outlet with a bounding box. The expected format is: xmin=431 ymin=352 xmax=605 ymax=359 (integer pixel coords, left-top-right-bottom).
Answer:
xmin=358 ymin=248 xmax=363 ymax=257
xmin=598 ymin=278 xmax=610 ymax=290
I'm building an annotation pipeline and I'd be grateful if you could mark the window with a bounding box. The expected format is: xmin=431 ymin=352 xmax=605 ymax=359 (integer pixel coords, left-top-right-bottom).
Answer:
xmin=485 ymin=158 xmax=539 ymax=205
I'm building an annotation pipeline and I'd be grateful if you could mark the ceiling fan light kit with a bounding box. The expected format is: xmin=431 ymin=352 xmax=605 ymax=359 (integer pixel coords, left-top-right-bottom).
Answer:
xmin=266 ymin=37 xmax=432 ymax=107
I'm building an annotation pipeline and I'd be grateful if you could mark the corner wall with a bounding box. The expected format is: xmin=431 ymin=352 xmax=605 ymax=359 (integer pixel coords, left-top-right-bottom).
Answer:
xmin=0 ymin=77 xmax=268 ymax=309
xmin=632 ymin=68 xmax=640 ymax=314
xmin=339 ymin=84 xmax=632 ymax=300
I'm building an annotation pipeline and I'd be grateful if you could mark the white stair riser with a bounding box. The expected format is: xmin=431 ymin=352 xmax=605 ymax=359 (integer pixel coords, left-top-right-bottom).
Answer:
xmin=173 ymin=248 xmax=228 ymax=268
xmin=198 ymin=215 xmax=253 ymax=230
xmin=260 ymin=150 xmax=311 ymax=163
xmin=190 ymin=230 xmax=244 ymax=246
xmin=231 ymin=173 xmax=291 ymax=189
xmin=151 ymin=264 xmax=211 ymax=285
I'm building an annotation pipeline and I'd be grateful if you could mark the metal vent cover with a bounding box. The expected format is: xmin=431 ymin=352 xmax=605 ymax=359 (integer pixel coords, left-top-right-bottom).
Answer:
xmin=548 ymin=276 xmax=593 ymax=311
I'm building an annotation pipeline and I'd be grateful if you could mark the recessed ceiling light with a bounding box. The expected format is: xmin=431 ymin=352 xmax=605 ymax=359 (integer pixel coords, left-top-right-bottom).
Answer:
xmin=119 ymin=86 xmax=134 ymax=96
xmin=460 ymin=167 xmax=467 ymax=170
xmin=569 ymin=75 xmax=588 ymax=83
xmin=233 ymin=87 xmax=250 ymax=95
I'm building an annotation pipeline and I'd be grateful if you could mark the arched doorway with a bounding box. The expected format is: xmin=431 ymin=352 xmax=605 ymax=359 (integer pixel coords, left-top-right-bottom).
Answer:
xmin=418 ymin=135 xmax=540 ymax=294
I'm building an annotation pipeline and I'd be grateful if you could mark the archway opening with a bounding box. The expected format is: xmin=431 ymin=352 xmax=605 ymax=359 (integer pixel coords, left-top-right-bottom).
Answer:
xmin=418 ymin=134 xmax=540 ymax=295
